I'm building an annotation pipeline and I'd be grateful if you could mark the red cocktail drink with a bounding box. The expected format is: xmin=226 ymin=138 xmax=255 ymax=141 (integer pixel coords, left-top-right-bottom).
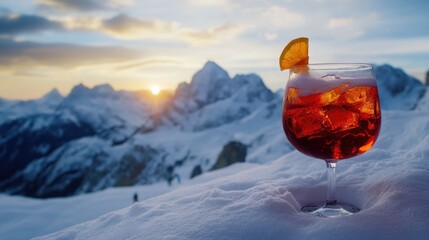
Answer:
xmin=283 ymin=79 xmax=381 ymax=160
xmin=282 ymin=64 xmax=381 ymax=217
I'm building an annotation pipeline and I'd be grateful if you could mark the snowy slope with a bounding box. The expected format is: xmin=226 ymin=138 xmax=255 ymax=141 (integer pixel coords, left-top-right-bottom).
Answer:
xmin=0 ymin=163 xmax=258 ymax=240
xmin=0 ymin=184 xmax=181 ymax=240
xmin=2 ymin=109 xmax=426 ymax=240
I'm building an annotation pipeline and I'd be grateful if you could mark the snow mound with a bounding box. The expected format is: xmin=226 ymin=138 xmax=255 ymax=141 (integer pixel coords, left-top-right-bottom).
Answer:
xmin=36 ymin=110 xmax=429 ymax=240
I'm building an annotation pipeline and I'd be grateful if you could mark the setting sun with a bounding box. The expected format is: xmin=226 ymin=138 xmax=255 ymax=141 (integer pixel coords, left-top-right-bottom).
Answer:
xmin=150 ymin=86 xmax=160 ymax=95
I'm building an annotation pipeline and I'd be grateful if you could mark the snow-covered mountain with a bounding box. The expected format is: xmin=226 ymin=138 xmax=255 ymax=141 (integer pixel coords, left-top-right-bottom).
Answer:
xmin=0 ymin=61 xmax=426 ymax=198
xmin=0 ymin=84 xmax=160 ymax=186
xmin=0 ymin=88 xmax=63 ymax=124
xmin=166 ymin=61 xmax=275 ymax=130
xmin=375 ymin=64 xmax=426 ymax=110
xmin=58 ymin=83 xmax=158 ymax=143
xmin=0 ymin=61 xmax=283 ymax=198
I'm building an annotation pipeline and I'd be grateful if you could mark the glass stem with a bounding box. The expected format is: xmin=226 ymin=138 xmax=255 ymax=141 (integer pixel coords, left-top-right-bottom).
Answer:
xmin=326 ymin=162 xmax=337 ymax=205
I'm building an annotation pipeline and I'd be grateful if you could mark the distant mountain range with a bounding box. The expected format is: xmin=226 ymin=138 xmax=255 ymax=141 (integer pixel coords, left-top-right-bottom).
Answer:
xmin=0 ymin=61 xmax=426 ymax=198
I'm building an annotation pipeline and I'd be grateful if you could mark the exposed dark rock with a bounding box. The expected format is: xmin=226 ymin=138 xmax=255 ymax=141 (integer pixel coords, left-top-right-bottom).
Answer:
xmin=190 ymin=165 xmax=202 ymax=179
xmin=211 ymin=141 xmax=247 ymax=171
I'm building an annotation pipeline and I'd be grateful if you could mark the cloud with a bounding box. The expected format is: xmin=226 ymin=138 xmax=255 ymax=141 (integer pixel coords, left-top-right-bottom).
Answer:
xmin=325 ymin=13 xmax=380 ymax=39
xmin=0 ymin=11 xmax=244 ymax=45
xmin=260 ymin=6 xmax=305 ymax=29
xmin=0 ymin=13 xmax=63 ymax=35
xmin=187 ymin=0 xmax=231 ymax=9
xmin=181 ymin=23 xmax=243 ymax=45
xmin=98 ymin=14 xmax=176 ymax=40
xmin=37 ymin=0 xmax=133 ymax=12
xmin=114 ymin=59 xmax=181 ymax=71
xmin=61 ymin=14 xmax=243 ymax=45
xmin=264 ymin=32 xmax=277 ymax=41
xmin=327 ymin=18 xmax=355 ymax=29
xmin=0 ymin=38 xmax=144 ymax=69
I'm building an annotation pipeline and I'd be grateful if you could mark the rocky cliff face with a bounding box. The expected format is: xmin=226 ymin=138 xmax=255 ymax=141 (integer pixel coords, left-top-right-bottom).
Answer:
xmin=211 ymin=141 xmax=247 ymax=171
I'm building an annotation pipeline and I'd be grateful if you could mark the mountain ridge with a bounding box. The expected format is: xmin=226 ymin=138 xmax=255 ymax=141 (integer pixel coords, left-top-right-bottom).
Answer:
xmin=0 ymin=61 xmax=426 ymax=198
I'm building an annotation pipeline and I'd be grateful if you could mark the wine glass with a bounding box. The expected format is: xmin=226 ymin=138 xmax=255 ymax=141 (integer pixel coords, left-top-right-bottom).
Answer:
xmin=282 ymin=63 xmax=381 ymax=218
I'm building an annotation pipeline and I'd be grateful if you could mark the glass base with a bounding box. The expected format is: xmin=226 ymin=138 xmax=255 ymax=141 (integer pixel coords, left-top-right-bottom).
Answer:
xmin=302 ymin=203 xmax=360 ymax=218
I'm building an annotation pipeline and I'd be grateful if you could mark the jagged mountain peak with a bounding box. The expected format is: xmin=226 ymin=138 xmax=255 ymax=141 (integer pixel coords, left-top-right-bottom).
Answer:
xmin=67 ymin=83 xmax=91 ymax=98
xmin=167 ymin=68 xmax=276 ymax=130
xmin=191 ymin=61 xmax=230 ymax=98
xmin=230 ymin=74 xmax=274 ymax=102
xmin=41 ymin=88 xmax=63 ymax=102
xmin=191 ymin=61 xmax=229 ymax=80
xmin=172 ymin=61 xmax=232 ymax=108
xmin=66 ymin=83 xmax=116 ymax=101
xmin=92 ymin=84 xmax=114 ymax=94
xmin=200 ymin=61 xmax=226 ymax=73
xmin=375 ymin=64 xmax=420 ymax=93
xmin=232 ymin=74 xmax=264 ymax=85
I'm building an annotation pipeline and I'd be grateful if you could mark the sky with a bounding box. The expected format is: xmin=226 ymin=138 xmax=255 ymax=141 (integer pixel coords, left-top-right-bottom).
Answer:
xmin=0 ymin=0 xmax=428 ymax=99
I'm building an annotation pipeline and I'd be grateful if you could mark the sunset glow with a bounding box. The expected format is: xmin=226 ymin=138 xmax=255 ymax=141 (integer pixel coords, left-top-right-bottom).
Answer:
xmin=151 ymin=86 xmax=160 ymax=95
xmin=0 ymin=1 xmax=428 ymax=99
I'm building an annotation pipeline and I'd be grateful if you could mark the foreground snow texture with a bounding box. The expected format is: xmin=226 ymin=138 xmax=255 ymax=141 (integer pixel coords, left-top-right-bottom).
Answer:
xmin=32 ymin=110 xmax=429 ymax=240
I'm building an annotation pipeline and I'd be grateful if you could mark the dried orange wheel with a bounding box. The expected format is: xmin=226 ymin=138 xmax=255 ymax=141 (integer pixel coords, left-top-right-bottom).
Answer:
xmin=279 ymin=37 xmax=309 ymax=71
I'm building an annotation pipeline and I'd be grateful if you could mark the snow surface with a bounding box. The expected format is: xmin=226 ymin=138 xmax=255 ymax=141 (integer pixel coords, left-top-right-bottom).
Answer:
xmin=0 ymin=184 xmax=178 ymax=240
xmin=0 ymin=164 xmax=258 ymax=240
xmin=1 ymin=110 xmax=427 ymax=239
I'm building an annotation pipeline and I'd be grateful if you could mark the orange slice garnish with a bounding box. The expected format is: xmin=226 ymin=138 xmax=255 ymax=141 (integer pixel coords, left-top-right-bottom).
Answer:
xmin=279 ymin=37 xmax=309 ymax=71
